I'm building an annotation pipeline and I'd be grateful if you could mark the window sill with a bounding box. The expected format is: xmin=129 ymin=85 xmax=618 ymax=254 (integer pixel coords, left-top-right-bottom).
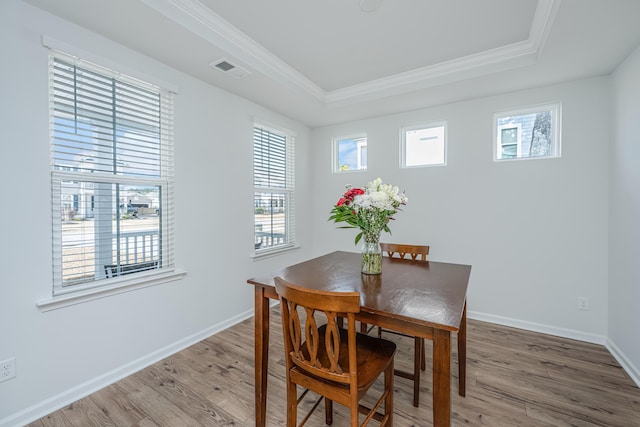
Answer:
xmin=493 ymin=155 xmax=561 ymax=162
xmin=36 ymin=269 xmax=187 ymax=312
xmin=251 ymin=244 xmax=301 ymax=261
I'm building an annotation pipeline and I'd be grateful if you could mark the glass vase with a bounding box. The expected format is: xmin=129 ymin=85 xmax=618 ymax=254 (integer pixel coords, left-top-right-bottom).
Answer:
xmin=361 ymin=234 xmax=382 ymax=275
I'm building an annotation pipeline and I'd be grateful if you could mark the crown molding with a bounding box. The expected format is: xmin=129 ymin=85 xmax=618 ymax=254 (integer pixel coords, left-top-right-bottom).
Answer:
xmin=325 ymin=39 xmax=539 ymax=104
xmin=139 ymin=0 xmax=326 ymax=100
xmin=325 ymin=0 xmax=560 ymax=104
xmin=140 ymin=0 xmax=560 ymax=105
xmin=529 ymin=0 xmax=562 ymax=58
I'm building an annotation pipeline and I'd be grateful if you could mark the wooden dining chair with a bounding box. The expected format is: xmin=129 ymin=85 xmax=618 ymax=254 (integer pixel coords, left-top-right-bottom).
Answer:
xmin=379 ymin=242 xmax=429 ymax=408
xmin=275 ymin=277 xmax=396 ymax=427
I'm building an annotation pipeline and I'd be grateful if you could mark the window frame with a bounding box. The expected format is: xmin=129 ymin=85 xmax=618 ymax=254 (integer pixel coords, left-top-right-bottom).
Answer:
xmin=253 ymin=122 xmax=296 ymax=257
xmin=493 ymin=103 xmax=561 ymax=162
xmin=497 ymin=123 xmax=523 ymax=159
xmin=400 ymin=121 xmax=447 ymax=168
xmin=332 ymin=134 xmax=368 ymax=173
xmin=48 ymin=48 xmax=177 ymax=298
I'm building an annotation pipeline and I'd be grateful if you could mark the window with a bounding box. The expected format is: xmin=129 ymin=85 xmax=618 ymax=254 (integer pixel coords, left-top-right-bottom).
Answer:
xmin=333 ymin=135 xmax=367 ymax=172
xmin=50 ymin=50 xmax=174 ymax=295
xmin=494 ymin=103 xmax=561 ymax=160
xmin=401 ymin=122 xmax=446 ymax=167
xmin=253 ymin=124 xmax=295 ymax=253
xmin=497 ymin=123 xmax=522 ymax=159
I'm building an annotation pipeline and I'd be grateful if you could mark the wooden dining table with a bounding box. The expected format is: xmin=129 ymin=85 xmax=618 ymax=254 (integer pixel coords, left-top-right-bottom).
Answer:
xmin=247 ymin=250 xmax=471 ymax=427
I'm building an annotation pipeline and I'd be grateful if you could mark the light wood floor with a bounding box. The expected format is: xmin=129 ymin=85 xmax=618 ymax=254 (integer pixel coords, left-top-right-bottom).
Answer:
xmin=28 ymin=308 xmax=640 ymax=426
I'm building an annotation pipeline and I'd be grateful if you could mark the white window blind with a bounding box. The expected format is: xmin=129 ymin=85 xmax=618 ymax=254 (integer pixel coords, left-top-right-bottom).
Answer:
xmin=253 ymin=124 xmax=295 ymax=253
xmin=49 ymin=50 xmax=175 ymax=295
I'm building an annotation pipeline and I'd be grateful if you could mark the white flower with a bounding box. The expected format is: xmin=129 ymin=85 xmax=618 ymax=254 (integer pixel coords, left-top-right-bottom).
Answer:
xmin=370 ymin=191 xmax=393 ymax=210
xmin=353 ymin=194 xmax=371 ymax=209
xmin=368 ymin=177 xmax=382 ymax=191
xmin=329 ymin=177 xmax=407 ymax=244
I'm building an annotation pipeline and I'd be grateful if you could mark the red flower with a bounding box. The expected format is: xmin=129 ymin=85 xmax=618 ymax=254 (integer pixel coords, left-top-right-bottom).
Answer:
xmin=346 ymin=188 xmax=364 ymax=198
xmin=341 ymin=187 xmax=364 ymax=204
xmin=336 ymin=197 xmax=346 ymax=207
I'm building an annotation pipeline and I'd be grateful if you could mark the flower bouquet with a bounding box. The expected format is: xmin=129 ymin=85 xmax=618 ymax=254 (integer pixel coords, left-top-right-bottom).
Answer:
xmin=329 ymin=177 xmax=407 ymax=274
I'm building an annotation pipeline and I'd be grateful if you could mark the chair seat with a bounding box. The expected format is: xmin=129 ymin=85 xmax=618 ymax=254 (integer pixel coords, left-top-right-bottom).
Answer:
xmin=290 ymin=325 xmax=396 ymax=405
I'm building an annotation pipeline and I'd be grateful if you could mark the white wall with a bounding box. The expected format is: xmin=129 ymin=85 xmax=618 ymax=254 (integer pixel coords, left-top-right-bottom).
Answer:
xmin=0 ymin=2 xmax=312 ymax=425
xmin=311 ymin=78 xmax=611 ymax=342
xmin=609 ymin=45 xmax=640 ymax=385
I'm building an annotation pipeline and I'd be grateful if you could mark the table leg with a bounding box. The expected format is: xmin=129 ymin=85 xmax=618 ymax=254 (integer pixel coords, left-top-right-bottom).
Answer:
xmin=255 ymin=287 xmax=270 ymax=427
xmin=433 ymin=328 xmax=451 ymax=427
xmin=458 ymin=300 xmax=467 ymax=397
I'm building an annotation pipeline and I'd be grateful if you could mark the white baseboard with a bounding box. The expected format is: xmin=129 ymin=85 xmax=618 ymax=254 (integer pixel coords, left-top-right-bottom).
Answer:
xmin=468 ymin=310 xmax=607 ymax=345
xmin=0 ymin=309 xmax=255 ymax=427
xmin=606 ymin=338 xmax=640 ymax=388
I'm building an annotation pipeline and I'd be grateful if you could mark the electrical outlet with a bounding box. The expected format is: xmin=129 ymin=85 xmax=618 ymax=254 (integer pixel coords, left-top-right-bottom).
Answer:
xmin=0 ymin=357 xmax=16 ymax=382
xmin=578 ymin=297 xmax=590 ymax=310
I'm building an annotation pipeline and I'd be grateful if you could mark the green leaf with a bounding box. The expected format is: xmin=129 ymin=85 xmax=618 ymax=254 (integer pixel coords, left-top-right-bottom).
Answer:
xmin=354 ymin=232 xmax=363 ymax=245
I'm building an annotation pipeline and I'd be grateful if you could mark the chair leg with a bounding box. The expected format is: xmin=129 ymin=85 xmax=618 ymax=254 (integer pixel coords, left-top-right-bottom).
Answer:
xmin=287 ymin=380 xmax=297 ymax=427
xmin=350 ymin=399 xmax=359 ymax=427
xmin=413 ymin=337 xmax=421 ymax=407
xmin=381 ymin=330 xmax=423 ymax=407
xmin=360 ymin=321 xmax=368 ymax=334
xmin=385 ymin=358 xmax=394 ymax=426
xmin=325 ymin=398 xmax=333 ymax=425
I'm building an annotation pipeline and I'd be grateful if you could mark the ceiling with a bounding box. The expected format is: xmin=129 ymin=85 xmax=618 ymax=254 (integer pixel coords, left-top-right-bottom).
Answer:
xmin=24 ymin=0 xmax=640 ymax=128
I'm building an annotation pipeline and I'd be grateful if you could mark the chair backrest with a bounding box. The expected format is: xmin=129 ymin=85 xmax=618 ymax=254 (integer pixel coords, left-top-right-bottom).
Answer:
xmin=275 ymin=277 xmax=360 ymax=384
xmin=380 ymin=243 xmax=430 ymax=261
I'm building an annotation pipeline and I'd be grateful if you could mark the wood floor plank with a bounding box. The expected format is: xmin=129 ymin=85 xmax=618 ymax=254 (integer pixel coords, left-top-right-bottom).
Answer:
xmin=136 ymin=365 xmax=238 ymax=426
xmin=153 ymin=354 xmax=249 ymax=420
xmin=29 ymin=410 xmax=74 ymax=427
xmin=26 ymin=314 xmax=640 ymax=426
xmin=87 ymin=383 xmax=148 ymax=426
xmin=524 ymin=402 xmax=604 ymax=427
xmin=59 ymin=395 xmax=117 ymax=426
xmin=130 ymin=418 xmax=159 ymax=427
xmin=125 ymin=383 xmax=202 ymax=427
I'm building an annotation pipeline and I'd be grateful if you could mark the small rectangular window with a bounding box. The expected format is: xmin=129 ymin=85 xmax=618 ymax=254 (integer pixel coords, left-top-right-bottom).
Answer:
xmin=253 ymin=124 xmax=295 ymax=253
xmin=333 ymin=135 xmax=367 ymax=172
xmin=494 ymin=103 xmax=561 ymax=161
xmin=401 ymin=122 xmax=446 ymax=167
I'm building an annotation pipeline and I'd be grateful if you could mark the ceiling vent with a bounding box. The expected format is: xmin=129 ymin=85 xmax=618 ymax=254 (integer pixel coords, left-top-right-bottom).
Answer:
xmin=210 ymin=58 xmax=251 ymax=79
